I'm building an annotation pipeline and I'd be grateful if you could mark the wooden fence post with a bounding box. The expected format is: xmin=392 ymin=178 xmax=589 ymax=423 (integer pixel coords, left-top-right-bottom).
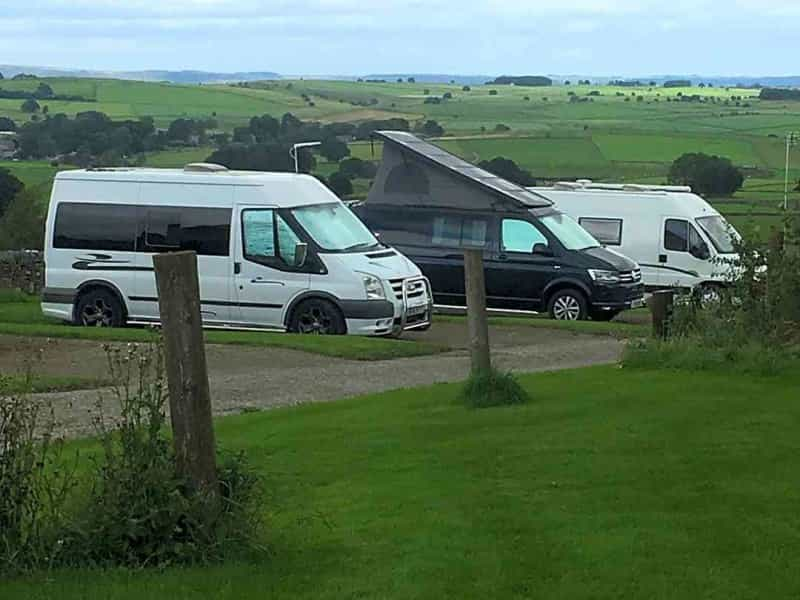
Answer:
xmin=648 ymin=289 xmax=675 ymax=339
xmin=464 ymin=249 xmax=491 ymax=374
xmin=153 ymin=251 xmax=218 ymax=500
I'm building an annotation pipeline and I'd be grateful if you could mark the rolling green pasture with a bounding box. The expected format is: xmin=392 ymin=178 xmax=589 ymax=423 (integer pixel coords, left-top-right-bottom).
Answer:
xmin=2 ymin=77 xmax=799 ymax=224
xmin=4 ymin=365 xmax=800 ymax=598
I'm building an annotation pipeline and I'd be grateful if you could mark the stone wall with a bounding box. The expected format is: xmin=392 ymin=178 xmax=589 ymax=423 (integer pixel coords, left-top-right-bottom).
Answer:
xmin=0 ymin=251 xmax=44 ymax=295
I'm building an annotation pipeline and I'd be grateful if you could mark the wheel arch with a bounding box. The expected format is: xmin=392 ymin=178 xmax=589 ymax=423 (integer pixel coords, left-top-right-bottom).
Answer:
xmin=283 ymin=291 xmax=347 ymax=332
xmin=73 ymin=279 xmax=129 ymax=323
xmin=542 ymin=278 xmax=591 ymax=307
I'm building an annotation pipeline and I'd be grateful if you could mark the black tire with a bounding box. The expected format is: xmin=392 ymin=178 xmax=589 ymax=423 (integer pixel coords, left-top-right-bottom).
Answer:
xmin=74 ymin=288 xmax=125 ymax=328
xmin=590 ymin=309 xmax=620 ymax=322
xmin=288 ymin=298 xmax=346 ymax=335
xmin=547 ymin=288 xmax=588 ymax=321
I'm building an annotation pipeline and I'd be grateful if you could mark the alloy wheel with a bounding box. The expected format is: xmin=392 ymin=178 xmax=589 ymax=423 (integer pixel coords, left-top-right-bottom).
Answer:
xmin=552 ymin=295 xmax=581 ymax=320
xmin=81 ymin=298 xmax=114 ymax=327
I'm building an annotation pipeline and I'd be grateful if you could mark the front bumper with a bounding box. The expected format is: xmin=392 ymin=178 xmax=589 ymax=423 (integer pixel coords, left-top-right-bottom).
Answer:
xmin=392 ymin=276 xmax=434 ymax=333
xmin=590 ymin=283 xmax=645 ymax=311
xmin=343 ymin=276 xmax=434 ymax=336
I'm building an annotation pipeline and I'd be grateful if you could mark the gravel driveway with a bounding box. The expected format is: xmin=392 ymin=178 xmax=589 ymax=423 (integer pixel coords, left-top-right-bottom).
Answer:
xmin=2 ymin=323 xmax=624 ymax=438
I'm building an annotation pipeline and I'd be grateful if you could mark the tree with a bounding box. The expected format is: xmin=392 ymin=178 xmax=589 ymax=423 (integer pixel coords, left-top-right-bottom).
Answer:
xmin=318 ymin=136 xmax=350 ymax=162
xmin=21 ymin=98 xmax=40 ymax=113
xmin=462 ymin=85 xmax=471 ymax=92
xmin=442 ymin=91 xmax=453 ymax=100
xmin=407 ymin=77 xmax=415 ymax=83
xmin=668 ymin=153 xmax=744 ymax=197
xmin=0 ymin=117 xmax=16 ymax=131
xmin=327 ymin=171 xmax=353 ymax=197
xmin=477 ymin=157 xmax=536 ymax=186
xmin=34 ymin=82 xmax=54 ymax=99
xmin=494 ymin=124 xmax=511 ymax=132
xmin=488 ymin=90 xmax=498 ymax=96
xmin=166 ymin=118 xmax=195 ymax=142
xmin=417 ymin=120 xmax=444 ymax=137
xmin=0 ymin=72 xmax=3 ymax=80
xmin=339 ymin=157 xmax=377 ymax=180
xmin=0 ymin=188 xmax=45 ymax=250
xmin=0 ymin=167 xmax=25 ymax=218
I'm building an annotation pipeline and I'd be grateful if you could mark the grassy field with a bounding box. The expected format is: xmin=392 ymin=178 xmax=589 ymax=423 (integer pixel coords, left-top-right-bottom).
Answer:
xmin=2 ymin=77 xmax=799 ymax=232
xmin=0 ymin=299 xmax=446 ymax=361
xmin=0 ymin=373 xmax=106 ymax=394
xmin=3 ymin=364 xmax=800 ymax=598
xmin=436 ymin=311 xmax=650 ymax=338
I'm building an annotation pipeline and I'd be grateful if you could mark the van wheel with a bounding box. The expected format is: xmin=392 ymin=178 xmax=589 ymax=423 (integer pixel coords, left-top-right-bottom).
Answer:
xmin=547 ymin=289 xmax=588 ymax=321
xmin=75 ymin=288 xmax=125 ymax=328
xmin=289 ymin=299 xmax=346 ymax=335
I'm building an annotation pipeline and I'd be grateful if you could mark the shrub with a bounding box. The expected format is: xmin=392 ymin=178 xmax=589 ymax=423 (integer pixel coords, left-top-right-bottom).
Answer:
xmin=64 ymin=341 xmax=263 ymax=567
xmin=624 ymin=218 xmax=800 ymax=375
xmin=460 ymin=369 xmax=530 ymax=409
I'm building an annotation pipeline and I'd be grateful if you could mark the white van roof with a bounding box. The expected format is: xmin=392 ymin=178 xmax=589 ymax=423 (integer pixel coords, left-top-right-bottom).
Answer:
xmin=53 ymin=166 xmax=340 ymax=208
xmin=55 ymin=166 xmax=316 ymax=187
xmin=528 ymin=180 xmax=721 ymax=218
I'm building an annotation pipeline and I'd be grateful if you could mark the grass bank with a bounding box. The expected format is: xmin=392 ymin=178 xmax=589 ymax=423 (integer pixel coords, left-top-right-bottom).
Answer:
xmin=0 ymin=298 xmax=446 ymax=361
xmin=4 ymin=365 xmax=800 ymax=598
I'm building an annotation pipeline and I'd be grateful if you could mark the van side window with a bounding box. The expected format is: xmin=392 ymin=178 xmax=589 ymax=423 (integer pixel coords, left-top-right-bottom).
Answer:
xmin=276 ymin=215 xmax=302 ymax=264
xmin=501 ymin=219 xmax=548 ymax=253
xmin=53 ymin=203 xmax=137 ymax=251
xmin=242 ymin=209 xmax=276 ymax=258
xmin=579 ymin=218 xmax=622 ymax=246
xmin=180 ymin=208 xmax=231 ymax=256
xmin=432 ymin=216 xmax=487 ymax=248
xmin=664 ymin=219 xmax=688 ymax=251
xmin=145 ymin=209 xmax=181 ymax=250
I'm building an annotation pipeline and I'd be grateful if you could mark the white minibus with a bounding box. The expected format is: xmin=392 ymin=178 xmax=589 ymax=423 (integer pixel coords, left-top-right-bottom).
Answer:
xmin=42 ymin=164 xmax=432 ymax=336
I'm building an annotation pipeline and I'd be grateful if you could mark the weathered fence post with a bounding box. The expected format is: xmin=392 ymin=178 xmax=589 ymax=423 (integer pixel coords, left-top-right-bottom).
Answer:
xmin=153 ymin=251 xmax=218 ymax=500
xmin=464 ymin=248 xmax=491 ymax=373
xmin=648 ymin=289 xmax=675 ymax=339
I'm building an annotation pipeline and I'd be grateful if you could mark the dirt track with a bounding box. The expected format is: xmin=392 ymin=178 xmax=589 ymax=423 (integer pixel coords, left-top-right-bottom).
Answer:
xmin=1 ymin=322 xmax=624 ymax=438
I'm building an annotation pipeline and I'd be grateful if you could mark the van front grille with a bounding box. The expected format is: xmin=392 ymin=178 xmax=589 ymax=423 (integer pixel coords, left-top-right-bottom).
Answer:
xmin=619 ymin=269 xmax=642 ymax=284
xmin=389 ymin=278 xmax=426 ymax=301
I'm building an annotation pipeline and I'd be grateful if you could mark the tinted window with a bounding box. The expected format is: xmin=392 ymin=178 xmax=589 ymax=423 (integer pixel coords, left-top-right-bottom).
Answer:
xmin=145 ymin=208 xmax=181 ymax=250
xmin=180 ymin=208 xmax=231 ymax=256
xmin=54 ymin=203 xmax=137 ymax=251
xmin=664 ymin=219 xmax=688 ymax=251
xmin=579 ymin=218 xmax=622 ymax=246
xmin=432 ymin=215 xmax=487 ymax=248
xmin=502 ymin=219 xmax=548 ymax=253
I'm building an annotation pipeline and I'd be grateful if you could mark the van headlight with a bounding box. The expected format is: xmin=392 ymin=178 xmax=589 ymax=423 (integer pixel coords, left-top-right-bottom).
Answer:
xmin=588 ymin=269 xmax=621 ymax=285
xmin=360 ymin=273 xmax=385 ymax=300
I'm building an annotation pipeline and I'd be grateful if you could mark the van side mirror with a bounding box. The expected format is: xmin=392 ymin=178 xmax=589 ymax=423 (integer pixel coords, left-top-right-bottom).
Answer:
xmin=293 ymin=242 xmax=308 ymax=268
xmin=532 ymin=243 xmax=553 ymax=257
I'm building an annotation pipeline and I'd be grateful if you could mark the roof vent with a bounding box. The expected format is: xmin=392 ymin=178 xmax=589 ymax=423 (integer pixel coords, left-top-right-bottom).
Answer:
xmin=184 ymin=162 xmax=228 ymax=173
xmin=553 ymin=181 xmax=582 ymax=191
xmin=576 ymin=179 xmax=593 ymax=186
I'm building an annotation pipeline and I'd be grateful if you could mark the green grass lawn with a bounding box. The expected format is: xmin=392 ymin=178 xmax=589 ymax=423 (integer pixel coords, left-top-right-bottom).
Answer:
xmin=0 ymin=373 xmax=106 ymax=394
xmin=436 ymin=311 xmax=650 ymax=338
xmin=0 ymin=299 xmax=446 ymax=361
xmin=4 ymin=365 xmax=800 ymax=598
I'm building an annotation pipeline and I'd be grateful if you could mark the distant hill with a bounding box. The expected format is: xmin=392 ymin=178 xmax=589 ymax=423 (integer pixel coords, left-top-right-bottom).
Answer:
xmin=361 ymin=74 xmax=493 ymax=85
xmin=0 ymin=65 xmax=281 ymax=83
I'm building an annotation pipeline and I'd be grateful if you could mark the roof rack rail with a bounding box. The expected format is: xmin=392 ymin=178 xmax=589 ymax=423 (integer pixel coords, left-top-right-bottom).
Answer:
xmin=184 ymin=162 xmax=228 ymax=173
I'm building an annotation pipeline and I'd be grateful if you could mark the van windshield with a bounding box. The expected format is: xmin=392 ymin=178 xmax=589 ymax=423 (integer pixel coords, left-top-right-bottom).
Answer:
xmin=291 ymin=203 xmax=380 ymax=252
xmin=540 ymin=213 xmax=600 ymax=251
xmin=696 ymin=215 xmax=737 ymax=254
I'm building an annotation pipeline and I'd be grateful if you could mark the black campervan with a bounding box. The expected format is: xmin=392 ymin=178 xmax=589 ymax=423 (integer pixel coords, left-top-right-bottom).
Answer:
xmin=354 ymin=131 xmax=644 ymax=321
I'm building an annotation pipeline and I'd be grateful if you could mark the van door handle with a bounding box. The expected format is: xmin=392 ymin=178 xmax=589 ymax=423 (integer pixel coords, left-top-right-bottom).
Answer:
xmin=234 ymin=262 xmax=241 ymax=275
xmin=498 ymin=253 xmax=508 ymax=261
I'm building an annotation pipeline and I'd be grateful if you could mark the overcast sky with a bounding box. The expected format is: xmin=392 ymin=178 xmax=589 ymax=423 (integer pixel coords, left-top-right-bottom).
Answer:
xmin=2 ymin=0 xmax=798 ymax=76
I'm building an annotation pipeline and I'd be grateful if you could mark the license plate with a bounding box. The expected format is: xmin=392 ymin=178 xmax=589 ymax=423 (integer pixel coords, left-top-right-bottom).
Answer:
xmin=631 ymin=298 xmax=645 ymax=309
xmin=407 ymin=305 xmax=427 ymax=317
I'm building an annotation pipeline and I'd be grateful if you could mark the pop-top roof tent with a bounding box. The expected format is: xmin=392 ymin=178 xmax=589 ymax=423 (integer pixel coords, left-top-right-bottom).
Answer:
xmin=364 ymin=131 xmax=553 ymax=212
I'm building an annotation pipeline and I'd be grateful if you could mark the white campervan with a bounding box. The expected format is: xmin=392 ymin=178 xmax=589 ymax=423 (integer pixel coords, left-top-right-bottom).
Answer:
xmin=529 ymin=181 xmax=740 ymax=291
xmin=42 ymin=164 xmax=432 ymax=336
